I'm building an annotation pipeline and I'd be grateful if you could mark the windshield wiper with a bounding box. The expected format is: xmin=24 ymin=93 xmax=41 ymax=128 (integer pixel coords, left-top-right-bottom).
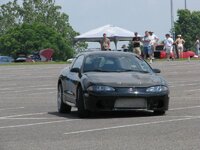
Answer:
xmin=84 ymin=69 xmax=110 ymax=72
xmin=121 ymin=69 xmax=150 ymax=73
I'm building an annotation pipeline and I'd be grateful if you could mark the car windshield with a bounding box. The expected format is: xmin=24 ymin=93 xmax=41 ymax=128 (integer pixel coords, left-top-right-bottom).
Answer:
xmin=83 ymin=53 xmax=153 ymax=73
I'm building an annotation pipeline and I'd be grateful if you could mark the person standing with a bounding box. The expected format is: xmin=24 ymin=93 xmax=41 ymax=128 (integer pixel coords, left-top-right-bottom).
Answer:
xmin=194 ymin=36 xmax=200 ymax=57
xmin=101 ymin=33 xmax=110 ymax=51
xmin=142 ymin=31 xmax=152 ymax=63
xmin=149 ymin=31 xmax=159 ymax=59
xmin=132 ymin=32 xmax=141 ymax=56
xmin=175 ymin=35 xmax=185 ymax=58
xmin=164 ymin=34 xmax=174 ymax=61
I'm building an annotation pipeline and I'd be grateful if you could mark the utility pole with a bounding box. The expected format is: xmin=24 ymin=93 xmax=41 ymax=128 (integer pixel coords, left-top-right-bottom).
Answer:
xmin=170 ymin=0 xmax=178 ymax=58
xmin=170 ymin=0 xmax=175 ymax=40
xmin=185 ymin=0 xmax=187 ymax=9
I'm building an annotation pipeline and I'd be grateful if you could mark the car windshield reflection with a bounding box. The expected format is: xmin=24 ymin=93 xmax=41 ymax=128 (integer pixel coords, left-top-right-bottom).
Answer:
xmin=83 ymin=54 xmax=152 ymax=73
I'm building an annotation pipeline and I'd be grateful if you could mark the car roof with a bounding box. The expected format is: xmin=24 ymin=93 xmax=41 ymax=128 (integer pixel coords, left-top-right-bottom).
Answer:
xmin=76 ymin=51 xmax=137 ymax=57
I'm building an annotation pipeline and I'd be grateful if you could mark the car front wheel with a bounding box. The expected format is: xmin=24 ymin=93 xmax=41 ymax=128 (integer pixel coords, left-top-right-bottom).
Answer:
xmin=57 ymin=83 xmax=71 ymax=113
xmin=77 ymin=87 xmax=89 ymax=118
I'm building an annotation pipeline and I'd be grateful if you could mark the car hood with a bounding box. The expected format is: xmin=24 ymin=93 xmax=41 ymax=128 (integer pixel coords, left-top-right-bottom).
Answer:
xmin=84 ymin=72 xmax=166 ymax=87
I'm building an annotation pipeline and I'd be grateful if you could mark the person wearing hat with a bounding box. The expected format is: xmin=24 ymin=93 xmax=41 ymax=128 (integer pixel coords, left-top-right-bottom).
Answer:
xmin=175 ymin=34 xmax=185 ymax=58
xmin=149 ymin=31 xmax=159 ymax=56
xmin=101 ymin=33 xmax=110 ymax=51
xmin=132 ymin=32 xmax=141 ymax=55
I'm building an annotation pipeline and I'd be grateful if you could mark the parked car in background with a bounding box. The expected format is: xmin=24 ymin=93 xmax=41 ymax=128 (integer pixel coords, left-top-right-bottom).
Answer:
xmin=14 ymin=57 xmax=28 ymax=62
xmin=66 ymin=58 xmax=74 ymax=63
xmin=57 ymin=51 xmax=169 ymax=118
xmin=154 ymin=44 xmax=195 ymax=59
xmin=0 ymin=56 xmax=14 ymax=64
xmin=154 ymin=45 xmax=174 ymax=59
xmin=14 ymin=57 xmax=34 ymax=62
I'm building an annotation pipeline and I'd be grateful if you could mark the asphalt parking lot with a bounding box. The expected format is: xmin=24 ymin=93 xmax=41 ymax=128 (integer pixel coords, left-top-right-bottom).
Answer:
xmin=0 ymin=61 xmax=200 ymax=150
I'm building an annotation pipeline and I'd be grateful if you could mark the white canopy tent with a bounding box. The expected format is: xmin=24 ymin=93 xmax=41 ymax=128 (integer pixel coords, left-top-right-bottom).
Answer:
xmin=74 ymin=24 xmax=137 ymax=50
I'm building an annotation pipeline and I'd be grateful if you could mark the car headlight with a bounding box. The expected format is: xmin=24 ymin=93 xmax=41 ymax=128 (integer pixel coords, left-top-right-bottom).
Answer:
xmin=87 ymin=85 xmax=115 ymax=92
xmin=146 ymin=86 xmax=168 ymax=93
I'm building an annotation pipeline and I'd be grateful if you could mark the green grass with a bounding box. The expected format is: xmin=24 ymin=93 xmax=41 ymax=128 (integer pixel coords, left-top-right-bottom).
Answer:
xmin=0 ymin=61 xmax=68 ymax=66
xmin=149 ymin=57 xmax=200 ymax=62
xmin=1 ymin=57 xmax=199 ymax=66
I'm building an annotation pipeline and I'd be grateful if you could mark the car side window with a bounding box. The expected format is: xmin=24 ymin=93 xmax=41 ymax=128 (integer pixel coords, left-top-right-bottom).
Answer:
xmin=135 ymin=56 xmax=152 ymax=73
xmin=71 ymin=55 xmax=84 ymax=69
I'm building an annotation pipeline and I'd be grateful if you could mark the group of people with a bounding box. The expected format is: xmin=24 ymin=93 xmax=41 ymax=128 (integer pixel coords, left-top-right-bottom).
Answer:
xmin=162 ymin=34 xmax=199 ymax=60
xmin=132 ymin=31 xmax=159 ymax=63
xmin=100 ymin=32 xmax=200 ymax=62
xmin=162 ymin=34 xmax=185 ymax=61
xmin=132 ymin=31 xmax=188 ymax=62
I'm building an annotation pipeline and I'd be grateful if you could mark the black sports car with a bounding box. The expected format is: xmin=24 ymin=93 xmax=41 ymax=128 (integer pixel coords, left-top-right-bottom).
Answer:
xmin=57 ymin=51 xmax=169 ymax=118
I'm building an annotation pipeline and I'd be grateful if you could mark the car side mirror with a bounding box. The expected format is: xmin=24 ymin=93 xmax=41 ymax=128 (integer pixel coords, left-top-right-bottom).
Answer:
xmin=70 ymin=67 xmax=80 ymax=73
xmin=153 ymin=68 xmax=161 ymax=73
xmin=70 ymin=67 xmax=82 ymax=78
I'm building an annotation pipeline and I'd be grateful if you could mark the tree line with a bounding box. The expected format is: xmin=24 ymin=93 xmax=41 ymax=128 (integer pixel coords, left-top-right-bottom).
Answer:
xmin=1 ymin=1 xmax=200 ymax=59
xmin=175 ymin=9 xmax=200 ymax=50
xmin=0 ymin=0 xmax=86 ymax=60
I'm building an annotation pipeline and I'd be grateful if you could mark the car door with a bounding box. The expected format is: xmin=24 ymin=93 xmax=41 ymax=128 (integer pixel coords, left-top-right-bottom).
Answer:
xmin=65 ymin=55 xmax=84 ymax=103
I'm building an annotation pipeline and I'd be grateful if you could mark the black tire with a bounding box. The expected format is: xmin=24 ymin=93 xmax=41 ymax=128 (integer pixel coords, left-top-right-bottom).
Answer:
xmin=77 ymin=87 xmax=89 ymax=118
xmin=153 ymin=110 xmax=166 ymax=115
xmin=57 ymin=83 xmax=71 ymax=113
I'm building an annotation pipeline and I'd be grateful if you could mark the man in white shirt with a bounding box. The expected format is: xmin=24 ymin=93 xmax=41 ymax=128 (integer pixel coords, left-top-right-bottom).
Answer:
xmin=164 ymin=34 xmax=174 ymax=61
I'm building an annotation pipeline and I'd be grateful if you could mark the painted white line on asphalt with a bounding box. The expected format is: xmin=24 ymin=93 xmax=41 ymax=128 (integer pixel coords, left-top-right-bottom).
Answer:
xmin=188 ymin=88 xmax=200 ymax=92
xmin=0 ymin=119 xmax=81 ymax=129
xmin=3 ymin=88 xmax=55 ymax=93
xmin=38 ymin=87 xmax=56 ymax=90
xmin=0 ymin=83 xmax=17 ymax=87
xmin=168 ymin=81 xmax=194 ymax=84
xmin=170 ymin=96 xmax=200 ymax=98
xmin=7 ymin=88 xmax=56 ymax=94
xmin=1 ymin=105 xmax=200 ymax=119
xmin=64 ymin=116 xmax=200 ymax=135
xmin=27 ymin=91 xmax=55 ymax=96
xmin=166 ymin=116 xmax=194 ymax=118
xmin=0 ymin=115 xmax=194 ymax=120
xmin=169 ymin=105 xmax=200 ymax=111
xmin=0 ymin=84 xmax=53 ymax=89
xmin=0 ymin=112 xmax=47 ymax=119
xmin=169 ymin=83 xmax=200 ymax=87
xmin=0 ymin=88 xmax=14 ymax=91
xmin=0 ymin=107 xmax=24 ymax=111
xmin=0 ymin=117 xmax=65 ymax=120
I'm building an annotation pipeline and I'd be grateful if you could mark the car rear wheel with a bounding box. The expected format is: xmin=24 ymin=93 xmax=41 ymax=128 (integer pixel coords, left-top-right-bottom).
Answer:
xmin=77 ymin=87 xmax=89 ymax=118
xmin=57 ymin=83 xmax=71 ymax=113
xmin=153 ymin=110 xmax=165 ymax=115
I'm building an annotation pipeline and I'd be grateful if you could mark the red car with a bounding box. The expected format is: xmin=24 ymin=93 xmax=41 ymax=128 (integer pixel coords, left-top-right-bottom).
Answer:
xmin=154 ymin=45 xmax=195 ymax=59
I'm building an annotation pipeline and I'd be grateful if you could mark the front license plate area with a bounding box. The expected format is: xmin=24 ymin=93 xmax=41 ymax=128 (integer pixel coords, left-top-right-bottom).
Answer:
xmin=114 ymin=98 xmax=147 ymax=108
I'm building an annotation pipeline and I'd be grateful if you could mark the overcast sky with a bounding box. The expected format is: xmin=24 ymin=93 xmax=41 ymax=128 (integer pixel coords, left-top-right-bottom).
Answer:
xmin=1 ymin=0 xmax=200 ymax=49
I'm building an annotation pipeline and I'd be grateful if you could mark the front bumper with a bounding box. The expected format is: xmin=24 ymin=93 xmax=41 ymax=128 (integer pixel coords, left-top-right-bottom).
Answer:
xmin=83 ymin=91 xmax=169 ymax=112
